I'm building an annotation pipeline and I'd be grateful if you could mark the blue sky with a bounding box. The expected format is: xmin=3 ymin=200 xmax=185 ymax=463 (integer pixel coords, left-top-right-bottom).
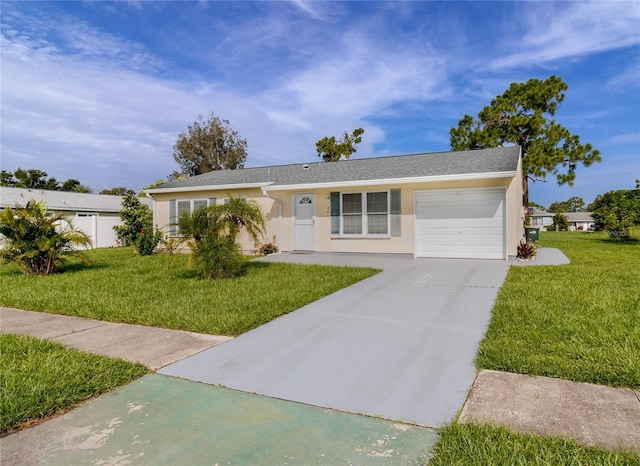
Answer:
xmin=1 ymin=1 xmax=639 ymax=208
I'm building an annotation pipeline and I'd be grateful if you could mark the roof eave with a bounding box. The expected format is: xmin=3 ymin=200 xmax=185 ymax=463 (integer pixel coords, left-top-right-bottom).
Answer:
xmin=145 ymin=182 xmax=274 ymax=195
xmin=265 ymin=171 xmax=518 ymax=192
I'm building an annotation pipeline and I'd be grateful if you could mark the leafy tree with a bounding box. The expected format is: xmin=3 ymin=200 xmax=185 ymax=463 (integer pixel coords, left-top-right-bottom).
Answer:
xmin=100 ymin=187 xmax=135 ymax=196
xmin=114 ymin=193 xmax=162 ymax=255
xmin=450 ymin=76 xmax=601 ymax=207
xmin=177 ymin=195 xmax=265 ymax=279
xmin=551 ymin=213 xmax=570 ymax=231
xmin=1 ymin=168 xmax=93 ymax=193
xmin=0 ymin=200 xmax=91 ymax=275
xmin=589 ymin=188 xmax=640 ymax=239
xmin=172 ymin=113 xmax=247 ymax=178
xmin=316 ymin=128 xmax=365 ymax=162
xmin=548 ymin=196 xmax=586 ymax=213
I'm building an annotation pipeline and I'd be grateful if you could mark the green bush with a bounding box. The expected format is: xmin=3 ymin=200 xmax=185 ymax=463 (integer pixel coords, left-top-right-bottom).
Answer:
xmin=194 ymin=236 xmax=245 ymax=279
xmin=134 ymin=228 xmax=164 ymax=255
xmin=590 ymin=188 xmax=640 ymax=239
xmin=114 ymin=193 xmax=162 ymax=255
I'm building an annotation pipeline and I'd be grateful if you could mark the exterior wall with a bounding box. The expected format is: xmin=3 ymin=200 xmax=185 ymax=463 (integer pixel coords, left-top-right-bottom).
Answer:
xmin=152 ymin=188 xmax=278 ymax=253
xmin=151 ymin=172 xmax=523 ymax=258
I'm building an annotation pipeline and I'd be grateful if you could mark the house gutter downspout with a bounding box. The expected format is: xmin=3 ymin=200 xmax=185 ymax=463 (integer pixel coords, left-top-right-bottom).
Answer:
xmin=262 ymin=189 xmax=283 ymax=251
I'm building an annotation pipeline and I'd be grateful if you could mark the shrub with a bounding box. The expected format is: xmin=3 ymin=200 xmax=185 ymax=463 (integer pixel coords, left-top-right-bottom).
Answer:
xmin=134 ymin=228 xmax=164 ymax=255
xmin=114 ymin=193 xmax=162 ymax=255
xmin=0 ymin=200 xmax=91 ymax=275
xmin=517 ymin=239 xmax=536 ymax=259
xmin=590 ymin=188 xmax=640 ymax=239
xmin=193 ymin=236 xmax=245 ymax=279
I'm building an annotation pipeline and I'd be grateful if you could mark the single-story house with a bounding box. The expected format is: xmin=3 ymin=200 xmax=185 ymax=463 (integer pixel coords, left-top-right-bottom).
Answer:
xmin=529 ymin=210 xmax=595 ymax=231
xmin=529 ymin=209 xmax=553 ymax=227
xmin=565 ymin=212 xmax=595 ymax=231
xmin=0 ymin=187 xmax=152 ymax=248
xmin=146 ymin=146 xmax=524 ymax=260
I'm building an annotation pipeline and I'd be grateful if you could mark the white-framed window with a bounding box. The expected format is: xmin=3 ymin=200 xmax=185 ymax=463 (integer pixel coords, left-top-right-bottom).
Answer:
xmin=169 ymin=198 xmax=215 ymax=236
xmin=331 ymin=190 xmax=401 ymax=238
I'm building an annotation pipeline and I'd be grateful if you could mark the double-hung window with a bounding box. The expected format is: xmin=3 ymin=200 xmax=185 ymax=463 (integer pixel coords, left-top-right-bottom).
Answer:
xmin=331 ymin=190 xmax=400 ymax=237
xmin=169 ymin=198 xmax=216 ymax=236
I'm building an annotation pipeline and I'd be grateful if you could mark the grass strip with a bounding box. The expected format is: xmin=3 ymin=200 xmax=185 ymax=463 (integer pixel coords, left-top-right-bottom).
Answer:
xmin=477 ymin=232 xmax=640 ymax=388
xmin=0 ymin=247 xmax=380 ymax=336
xmin=428 ymin=424 xmax=640 ymax=466
xmin=0 ymin=334 xmax=148 ymax=434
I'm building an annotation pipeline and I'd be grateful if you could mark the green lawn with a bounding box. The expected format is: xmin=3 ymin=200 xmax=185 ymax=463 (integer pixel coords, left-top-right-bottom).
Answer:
xmin=0 ymin=333 xmax=148 ymax=434
xmin=477 ymin=231 xmax=640 ymax=388
xmin=429 ymin=424 xmax=639 ymax=466
xmin=0 ymin=247 xmax=379 ymax=336
xmin=428 ymin=232 xmax=640 ymax=465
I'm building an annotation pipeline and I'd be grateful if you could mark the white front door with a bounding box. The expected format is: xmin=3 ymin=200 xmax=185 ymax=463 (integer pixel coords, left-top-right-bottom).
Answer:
xmin=293 ymin=194 xmax=315 ymax=251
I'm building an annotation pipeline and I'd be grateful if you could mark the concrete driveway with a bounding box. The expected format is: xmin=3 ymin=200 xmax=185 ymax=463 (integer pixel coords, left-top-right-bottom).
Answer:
xmin=160 ymin=253 xmax=509 ymax=427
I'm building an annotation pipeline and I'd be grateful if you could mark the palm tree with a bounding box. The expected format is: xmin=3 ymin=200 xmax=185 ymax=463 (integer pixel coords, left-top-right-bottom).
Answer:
xmin=175 ymin=195 xmax=266 ymax=279
xmin=217 ymin=195 xmax=266 ymax=246
xmin=0 ymin=200 xmax=91 ymax=275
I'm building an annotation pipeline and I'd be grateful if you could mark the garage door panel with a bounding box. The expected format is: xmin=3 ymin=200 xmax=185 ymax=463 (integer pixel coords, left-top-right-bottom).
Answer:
xmin=415 ymin=187 xmax=506 ymax=259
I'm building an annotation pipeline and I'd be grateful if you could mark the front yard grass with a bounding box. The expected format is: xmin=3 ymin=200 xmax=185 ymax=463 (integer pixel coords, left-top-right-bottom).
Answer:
xmin=477 ymin=231 xmax=640 ymax=388
xmin=0 ymin=247 xmax=379 ymax=336
xmin=429 ymin=424 xmax=639 ymax=466
xmin=0 ymin=333 xmax=148 ymax=434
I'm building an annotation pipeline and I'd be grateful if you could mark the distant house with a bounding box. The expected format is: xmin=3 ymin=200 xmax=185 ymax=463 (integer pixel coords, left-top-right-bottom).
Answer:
xmin=146 ymin=147 xmax=525 ymax=260
xmin=0 ymin=187 xmax=152 ymax=248
xmin=529 ymin=209 xmax=553 ymax=227
xmin=565 ymin=212 xmax=595 ymax=231
xmin=529 ymin=209 xmax=594 ymax=231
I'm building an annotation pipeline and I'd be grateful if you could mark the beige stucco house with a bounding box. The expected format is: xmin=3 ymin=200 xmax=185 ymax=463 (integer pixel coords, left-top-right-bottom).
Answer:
xmin=146 ymin=146 xmax=524 ymax=260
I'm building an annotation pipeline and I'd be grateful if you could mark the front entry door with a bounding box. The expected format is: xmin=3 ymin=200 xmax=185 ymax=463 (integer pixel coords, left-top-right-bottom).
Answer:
xmin=293 ymin=194 xmax=315 ymax=251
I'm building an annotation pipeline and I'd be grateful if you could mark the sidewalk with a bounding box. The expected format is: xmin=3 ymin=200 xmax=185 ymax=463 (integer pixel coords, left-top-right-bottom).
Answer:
xmin=0 ymin=307 xmax=231 ymax=369
xmin=459 ymin=370 xmax=640 ymax=454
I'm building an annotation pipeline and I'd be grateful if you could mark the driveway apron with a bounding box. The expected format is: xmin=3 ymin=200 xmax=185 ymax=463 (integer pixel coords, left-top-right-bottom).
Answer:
xmin=160 ymin=253 xmax=509 ymax=427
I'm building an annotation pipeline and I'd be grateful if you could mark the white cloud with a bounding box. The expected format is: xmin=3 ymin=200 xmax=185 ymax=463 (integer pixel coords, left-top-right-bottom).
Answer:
xmin=490 ymin=2 xmax=640 ymax=70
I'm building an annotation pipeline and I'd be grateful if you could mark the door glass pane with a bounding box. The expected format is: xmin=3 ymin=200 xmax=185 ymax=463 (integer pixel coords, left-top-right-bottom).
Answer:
xmin=296 ymin=196 xmax=313 ymax=220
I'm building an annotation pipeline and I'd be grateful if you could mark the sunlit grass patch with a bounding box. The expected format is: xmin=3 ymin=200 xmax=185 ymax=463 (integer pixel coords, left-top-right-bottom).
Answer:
xmin=0 ymin=334 xmax=148 ymax=434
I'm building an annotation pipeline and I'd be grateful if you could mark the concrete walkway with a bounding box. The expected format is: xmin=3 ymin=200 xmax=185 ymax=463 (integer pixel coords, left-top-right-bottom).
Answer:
xmin=0 ymin=307 xmax=231 ymax=370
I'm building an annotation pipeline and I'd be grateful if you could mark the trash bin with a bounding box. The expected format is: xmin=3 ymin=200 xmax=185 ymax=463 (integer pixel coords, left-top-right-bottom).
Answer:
xmin=525 ymin=226 xmax=540 ymax=242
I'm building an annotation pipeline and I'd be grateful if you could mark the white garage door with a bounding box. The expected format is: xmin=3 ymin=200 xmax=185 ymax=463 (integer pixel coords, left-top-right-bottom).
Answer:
xmin=414 ymin=187 xmax=506 ymax=259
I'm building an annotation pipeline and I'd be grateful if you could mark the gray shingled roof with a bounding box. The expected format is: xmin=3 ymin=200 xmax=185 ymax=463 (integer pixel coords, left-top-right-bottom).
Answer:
xmin=154 ymin=146 xmax=520 ymax=190
xmin=0 ymin=187 xmax=152 ymax=212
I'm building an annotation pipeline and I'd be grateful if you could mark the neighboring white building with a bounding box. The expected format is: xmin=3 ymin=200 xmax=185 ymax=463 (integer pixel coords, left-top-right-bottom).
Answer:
xmin=0 ymin=187 xmax=152 ymax=248
xmin=529 ymin=209 xmax=595 ymax=231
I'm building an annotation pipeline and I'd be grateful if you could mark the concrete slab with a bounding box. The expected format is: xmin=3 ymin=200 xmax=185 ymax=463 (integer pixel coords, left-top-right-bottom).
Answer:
xmin=0 ymin=307 xmax=231 ymax=369
xmin=459 ymin=370 xmax=640 ymax=453
xmin=510 ymin=247 xmax=570 ymax=266
xmin=161 ymin=254 xmax=509 ymax=427
xmin=0 ymin=374 xmax=439 ymax=465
